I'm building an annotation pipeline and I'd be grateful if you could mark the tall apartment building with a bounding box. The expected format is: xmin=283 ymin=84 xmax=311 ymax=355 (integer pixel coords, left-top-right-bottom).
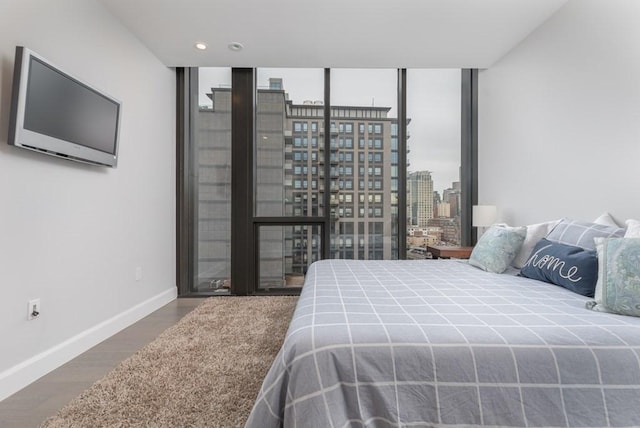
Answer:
xmin=407 ymin=170 xmax=434 ymax=227
xmin=197 ymin=79 xmax=399 ymax=289
xmin=286 ymin=96 xmax=399 ymax=266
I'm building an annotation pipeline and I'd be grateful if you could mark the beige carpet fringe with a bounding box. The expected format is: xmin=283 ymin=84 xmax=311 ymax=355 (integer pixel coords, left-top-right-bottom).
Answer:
xmin=41 ymin=296 xmax=298 ymax=428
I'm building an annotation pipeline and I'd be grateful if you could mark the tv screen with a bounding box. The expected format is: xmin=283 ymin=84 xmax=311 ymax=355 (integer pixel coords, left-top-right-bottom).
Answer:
xmin=8 ymin=46 xmax=121 ymax=167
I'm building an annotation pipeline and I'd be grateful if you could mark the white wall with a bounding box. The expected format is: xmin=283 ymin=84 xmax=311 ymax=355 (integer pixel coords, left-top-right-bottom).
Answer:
xmin=0 ymin=0 xmax=176 ymax=400
xmin=479 ymin=0 xmax=640 ymax=227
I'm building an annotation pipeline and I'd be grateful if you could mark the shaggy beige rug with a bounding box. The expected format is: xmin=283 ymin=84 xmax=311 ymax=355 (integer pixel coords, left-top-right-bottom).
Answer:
xmin=41 ymin=296 xmax=298 ymax=428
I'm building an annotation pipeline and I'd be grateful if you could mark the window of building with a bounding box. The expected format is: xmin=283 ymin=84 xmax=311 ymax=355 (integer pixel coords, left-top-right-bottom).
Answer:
xmin=407 ymin=69 xmax=462 ymax=247
xmin=179 ymin=67 xmax=476 ymax=295
xmin=278 ymin=68 xmax=398 ymax=268
xmin=185 ymin=67 xmax=232 ymax=294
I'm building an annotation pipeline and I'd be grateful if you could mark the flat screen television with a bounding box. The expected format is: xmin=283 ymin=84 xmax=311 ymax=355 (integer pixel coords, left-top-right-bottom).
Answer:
xmin=8 ymin=46 xmax=121 ymax=167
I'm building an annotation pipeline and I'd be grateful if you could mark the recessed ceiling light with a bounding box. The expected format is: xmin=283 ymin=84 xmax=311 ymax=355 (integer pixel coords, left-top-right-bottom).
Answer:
xmin=228 ymin=42 xmax=244 ymax=52
xmin=194 ymin=42 xmax=207 ymax=50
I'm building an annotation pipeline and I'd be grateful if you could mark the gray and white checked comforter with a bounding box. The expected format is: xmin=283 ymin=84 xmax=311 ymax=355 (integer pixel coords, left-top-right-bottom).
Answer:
xmin=246 ymin=259 xmax=640 ymax=428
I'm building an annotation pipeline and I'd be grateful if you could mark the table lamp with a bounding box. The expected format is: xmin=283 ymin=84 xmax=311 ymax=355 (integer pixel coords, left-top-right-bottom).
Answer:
xmin=472 ymin=205 xmax=497 ymax=237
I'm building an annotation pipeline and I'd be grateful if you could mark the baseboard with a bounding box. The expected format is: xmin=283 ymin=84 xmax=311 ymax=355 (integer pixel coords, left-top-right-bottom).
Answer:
xmin=0 ymin=287 xmax=178 ymax=402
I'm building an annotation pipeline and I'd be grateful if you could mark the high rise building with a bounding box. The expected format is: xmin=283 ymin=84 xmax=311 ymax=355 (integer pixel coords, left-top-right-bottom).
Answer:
xmin=432 ymin=190 xmax=441 ymax=219
xmin=286 ymin=100 xmax=399 ymax=264
xmin=436 ymin=202 xmax=451 ymax=218
xmin=198 ymin=79 xmax=399 ymax=288
xmin=442 ymin=184 xmax=461 ymax=218
xmin=407 ymin=170 xmax=434 ymax=227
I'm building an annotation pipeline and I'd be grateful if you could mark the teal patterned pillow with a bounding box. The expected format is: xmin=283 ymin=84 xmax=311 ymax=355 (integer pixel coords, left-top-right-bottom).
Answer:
xmin=587 ymin=238 xmax=640 ymax=317
xmin=469 ymin=225 xmax=526 ymax=273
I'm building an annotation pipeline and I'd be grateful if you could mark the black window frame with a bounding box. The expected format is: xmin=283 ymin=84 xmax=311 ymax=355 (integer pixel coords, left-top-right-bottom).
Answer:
xmin=176 ymin=67 xmax=478 ymax=296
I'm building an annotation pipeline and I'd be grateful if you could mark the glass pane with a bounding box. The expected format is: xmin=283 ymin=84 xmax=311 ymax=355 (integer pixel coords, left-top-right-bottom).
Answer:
xmin=330 ymin=69 xmax=398 ymax=260
xmin=258 ymin=225 xmax=322 ymax=290
xmin=193 ymin=68 xmax=232 ymax=292
xmin=255 ymin=68 xmax=324 ymax=217
xmin=406 ymin=69 xmax=462 ymax=258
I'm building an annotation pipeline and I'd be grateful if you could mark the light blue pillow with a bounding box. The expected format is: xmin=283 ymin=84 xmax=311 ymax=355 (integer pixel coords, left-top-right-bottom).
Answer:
xmin=469 ymin=225 xmax=526 ymax=273
xmin=587 ymin=238 xmax=640 ymax=317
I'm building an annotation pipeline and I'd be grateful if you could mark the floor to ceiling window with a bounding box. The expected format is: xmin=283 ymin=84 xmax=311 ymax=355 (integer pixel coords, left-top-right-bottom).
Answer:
xmin=177 ymin=68 xmax=477 ymax=296
xmin=254 ymin=68 xmax=325 ymax=290
xmin=188 ymin=68 xmax=232 ymax=294
xmin=406 ymin=69 xmax=463 ymax=258
xmin=330 ymin=69 xmax=398 ymax=260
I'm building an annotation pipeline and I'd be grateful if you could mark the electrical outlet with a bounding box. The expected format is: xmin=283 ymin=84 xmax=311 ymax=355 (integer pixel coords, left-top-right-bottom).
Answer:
xmin=28 ymin=298 xmax=41 ymax=320
xmin=135 ymin=266 xmax=143 ymax=281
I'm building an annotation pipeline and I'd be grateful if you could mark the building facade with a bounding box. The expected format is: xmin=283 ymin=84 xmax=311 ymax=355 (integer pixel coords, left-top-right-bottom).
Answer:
xmin=285 ymin=97 xmax=399 ymax=266
xmin=408 ymin=170 xmax=434 ymax=228
xmin=197 ymin=79 xmax=400 ymax=289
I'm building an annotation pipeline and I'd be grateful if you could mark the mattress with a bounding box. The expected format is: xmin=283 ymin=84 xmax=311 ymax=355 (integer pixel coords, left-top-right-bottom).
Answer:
xmin=246 ymin=259 xmax=640 ymax=427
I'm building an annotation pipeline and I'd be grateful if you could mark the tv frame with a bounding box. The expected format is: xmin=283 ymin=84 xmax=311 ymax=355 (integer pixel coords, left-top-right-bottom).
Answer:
xmin=8 ymin=46 xmax=122 ymax=168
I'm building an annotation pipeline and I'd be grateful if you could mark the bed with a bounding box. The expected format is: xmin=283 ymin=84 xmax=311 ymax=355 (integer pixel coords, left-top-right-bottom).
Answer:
xmin=246 ymin=259 xmax=640 ymax=428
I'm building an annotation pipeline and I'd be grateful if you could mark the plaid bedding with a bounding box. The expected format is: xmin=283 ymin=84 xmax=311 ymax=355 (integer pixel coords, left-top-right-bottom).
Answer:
xmin=246 ymin=259 xmax=640 ymax=427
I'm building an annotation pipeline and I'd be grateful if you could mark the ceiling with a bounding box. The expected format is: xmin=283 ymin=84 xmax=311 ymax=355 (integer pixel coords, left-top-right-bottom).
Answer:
xmin=98 ymin=0 xmax=568 ymax=69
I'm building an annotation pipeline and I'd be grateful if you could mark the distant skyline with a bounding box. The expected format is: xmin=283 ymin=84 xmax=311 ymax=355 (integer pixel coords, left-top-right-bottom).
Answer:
xmin=198 ymin=68 xmax=461 ymax=194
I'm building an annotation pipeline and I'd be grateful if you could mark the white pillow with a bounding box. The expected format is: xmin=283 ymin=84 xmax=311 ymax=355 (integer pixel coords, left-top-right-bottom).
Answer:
xmin=511 ymin=220 xmax=561 ymax=269
xmin=593 ymin=212 xmax=621 ymax=228
xmin=625 ymin=219 xmax=640 ymax=238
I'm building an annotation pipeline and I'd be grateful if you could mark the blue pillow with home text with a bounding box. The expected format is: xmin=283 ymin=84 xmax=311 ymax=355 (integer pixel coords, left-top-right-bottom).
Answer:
xmin=519 ymin=238 xmax=598 ymax=297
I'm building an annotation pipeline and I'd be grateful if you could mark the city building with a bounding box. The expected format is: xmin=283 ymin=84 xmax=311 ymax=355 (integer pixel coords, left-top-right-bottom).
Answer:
xmin=197 ymin=79 xmax=400 ymax=288
xmin=407 ymin=226 xmax=441 ymax=251
xmin=427 ymin=217 xmax=460 ymax=245
xmin=436 ymin=201 xmax=451 ymax=218
xmin=443 ymin=183 xmax=462 ymax=218
xmin=196 ymin=80 xmax=465 ymax=287
xmin=408 ymin=170 xmax=434 ymax=227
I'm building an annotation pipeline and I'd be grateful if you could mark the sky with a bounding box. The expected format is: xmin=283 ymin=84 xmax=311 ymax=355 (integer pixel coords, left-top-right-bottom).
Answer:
xmin=199 ymin=68 xmax=461 ymax=195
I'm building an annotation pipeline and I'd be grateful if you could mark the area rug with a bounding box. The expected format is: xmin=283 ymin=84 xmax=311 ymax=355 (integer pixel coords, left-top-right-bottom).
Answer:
xmin=41 ymin=296 xmax=298 ymax=428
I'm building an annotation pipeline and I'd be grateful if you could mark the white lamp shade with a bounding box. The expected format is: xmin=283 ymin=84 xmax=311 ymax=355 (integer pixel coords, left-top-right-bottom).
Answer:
xmin=473 ymin=205 xmax=497 ymax=227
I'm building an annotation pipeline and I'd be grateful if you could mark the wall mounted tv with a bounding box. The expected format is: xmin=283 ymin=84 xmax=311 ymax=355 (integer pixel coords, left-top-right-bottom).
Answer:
xmin=8 ymin=46 xmax=121 ymax=167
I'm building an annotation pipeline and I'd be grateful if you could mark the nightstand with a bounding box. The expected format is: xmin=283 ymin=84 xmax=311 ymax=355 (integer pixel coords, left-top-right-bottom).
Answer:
xmin=427 ymin=245 xmax=474 ymax=259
